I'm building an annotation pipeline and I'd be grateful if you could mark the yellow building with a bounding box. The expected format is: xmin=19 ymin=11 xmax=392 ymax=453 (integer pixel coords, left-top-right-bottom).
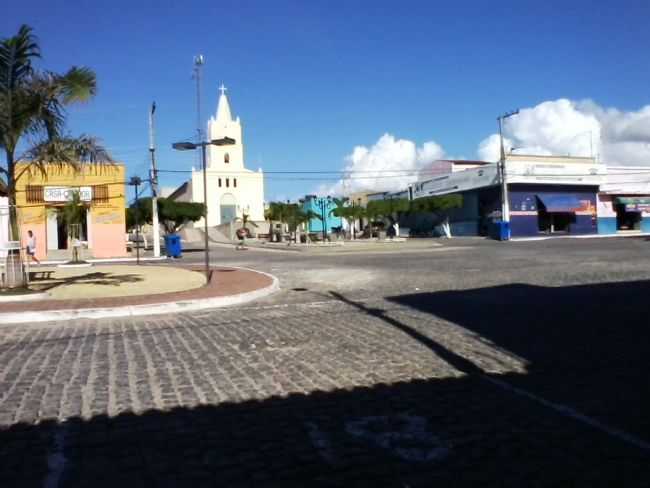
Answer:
xmin=14 ymin=163 xmax=127 ymax=259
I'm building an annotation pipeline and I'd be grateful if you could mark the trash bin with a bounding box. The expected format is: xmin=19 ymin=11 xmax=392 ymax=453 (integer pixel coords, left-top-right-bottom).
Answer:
xmin=164 ymin=234 xmax=182 ymax=258
xmin=490 ymin=221 xmax=510 ymax=241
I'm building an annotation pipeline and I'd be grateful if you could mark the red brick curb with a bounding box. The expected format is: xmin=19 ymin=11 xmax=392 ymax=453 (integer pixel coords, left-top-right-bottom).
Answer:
xmin=0 ymin=267 xmax=273 ymax=314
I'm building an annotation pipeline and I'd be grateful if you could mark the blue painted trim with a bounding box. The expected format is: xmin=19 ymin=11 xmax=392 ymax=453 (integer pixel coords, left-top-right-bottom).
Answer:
xmin=598 ymin=217 xmax=617 ymax=235
xmin=641 ymin=218 xmax=650 ymax=233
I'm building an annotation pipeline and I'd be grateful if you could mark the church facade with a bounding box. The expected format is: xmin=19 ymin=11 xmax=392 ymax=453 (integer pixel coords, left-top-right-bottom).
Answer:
xmin=171 ymin=86 xmax=265 ymax=227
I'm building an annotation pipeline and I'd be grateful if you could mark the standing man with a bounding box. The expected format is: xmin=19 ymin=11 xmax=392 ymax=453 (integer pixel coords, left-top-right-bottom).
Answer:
xmin=26 ymin=230 xmax=40 ymax=265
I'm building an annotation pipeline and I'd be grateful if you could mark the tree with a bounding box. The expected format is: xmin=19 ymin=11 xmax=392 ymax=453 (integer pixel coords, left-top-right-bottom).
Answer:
xmin=157 ymin=198 xmax=204 ymax=234
xmin=285 ymin=204 xmax=320 ymax=244
xmin=126 ymin=197 xmax=204 ymax=235
xmin=264 ymin=202 xmax=288 ymax=242
xmin=60 ymin=191 xmax=88 ymax=263
xmin=126 ymin=197 xmax=153 ymax=230
xmin=331 ymin=197 xmax=367 ymax=239
xmin=0 ymin=25 xmax=111 ymax=286
xmin=409 ymin=194 xmax=462 ymax=238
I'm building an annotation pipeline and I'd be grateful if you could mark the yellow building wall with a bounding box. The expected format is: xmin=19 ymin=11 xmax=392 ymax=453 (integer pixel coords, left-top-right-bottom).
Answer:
xmin=14 ymin=163 xmax=126 ymax=259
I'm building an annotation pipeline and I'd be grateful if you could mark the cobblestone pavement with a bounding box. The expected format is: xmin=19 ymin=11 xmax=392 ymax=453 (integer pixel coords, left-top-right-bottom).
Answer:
xmin=1 ymin=238 xmax=650 ymax=486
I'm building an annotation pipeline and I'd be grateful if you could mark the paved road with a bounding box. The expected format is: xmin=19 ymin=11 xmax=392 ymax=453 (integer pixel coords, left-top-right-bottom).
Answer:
xmin=1 ymin=237 xmax=650 ymax=487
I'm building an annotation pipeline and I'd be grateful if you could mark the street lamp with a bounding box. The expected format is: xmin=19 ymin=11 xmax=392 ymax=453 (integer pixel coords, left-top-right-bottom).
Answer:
xmin=172 ymin=137 xmax=236 ymax=280
xmin=128 ymin=176 xmax=143 ymax=265
xmin=497 ymin=110 xmax=519 ymax=231
xmin=315 ymin=196 xmax=332 ymax=242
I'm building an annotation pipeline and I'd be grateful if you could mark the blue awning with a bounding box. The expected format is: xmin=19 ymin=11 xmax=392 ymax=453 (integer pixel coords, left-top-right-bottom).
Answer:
xmin=536 ymin=194 xmax=583 ymax=213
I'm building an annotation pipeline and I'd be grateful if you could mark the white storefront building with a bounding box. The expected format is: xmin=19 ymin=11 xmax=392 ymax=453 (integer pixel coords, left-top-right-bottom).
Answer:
xmin=171 ymin=85 xmax=265 ymax=226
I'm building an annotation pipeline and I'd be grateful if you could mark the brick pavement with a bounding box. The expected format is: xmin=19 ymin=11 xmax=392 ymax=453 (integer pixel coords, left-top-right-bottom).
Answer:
xmin=0 ymin=289 xmax=649 ymax=486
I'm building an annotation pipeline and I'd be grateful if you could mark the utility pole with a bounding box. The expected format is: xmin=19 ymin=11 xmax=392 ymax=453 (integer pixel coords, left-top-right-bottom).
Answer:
xmin=497 ymin=110 xmax=519 ymax=234
xmin=194 ymin=55 xmax=204 ymax=144
xmin=149 ymin=102 xmax=161 ymax=258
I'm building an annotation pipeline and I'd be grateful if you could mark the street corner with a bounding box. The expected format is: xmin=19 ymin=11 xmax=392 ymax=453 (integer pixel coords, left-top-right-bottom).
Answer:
xmin=0 ymin=266 xmax=279 ymax=324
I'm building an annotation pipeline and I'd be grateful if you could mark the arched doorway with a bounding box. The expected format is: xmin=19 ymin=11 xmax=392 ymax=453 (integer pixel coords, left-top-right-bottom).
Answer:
xmin=220 ymin=193 xmax=237 ymax=224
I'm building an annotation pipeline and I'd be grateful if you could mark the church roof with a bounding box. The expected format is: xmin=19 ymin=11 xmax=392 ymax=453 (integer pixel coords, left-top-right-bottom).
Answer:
xmin=215 ymin=84 xmax=233 ymax=122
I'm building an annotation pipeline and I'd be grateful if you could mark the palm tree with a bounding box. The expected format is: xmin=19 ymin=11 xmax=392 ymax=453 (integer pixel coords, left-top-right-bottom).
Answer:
xmin=0 ymin=25 xmax=111 ymax=286
xmin=264 ymin=202 xmax=287 ymax=242
xmin=285 ymin=204 xmax=320 ymax=244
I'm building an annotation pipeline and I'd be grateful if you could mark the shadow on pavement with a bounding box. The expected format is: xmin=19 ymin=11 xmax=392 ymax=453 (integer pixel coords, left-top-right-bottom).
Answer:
xmin=2 ymin=375 xmax=648 ymax=487
xmin=28 ymin=271 xmax=144 ymax=292
xmin=385 ymin=280 xmax=650 ymax=442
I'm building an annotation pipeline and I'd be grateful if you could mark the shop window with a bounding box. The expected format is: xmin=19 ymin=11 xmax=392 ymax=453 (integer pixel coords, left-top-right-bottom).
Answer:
xmin=234 ymin=178 xmax=237 ymax=188
xmin=218 ymin=178 xmax=222 ymax=188
xmin=93 ymin=185 xmax=109 ymax=204
xmin=226 ymin=178 xmax=230 ymax=188
xmin=26 ymin=185 xmax=44 ymax=203
xmin=224 ymin=153 xmax=230 ymax=163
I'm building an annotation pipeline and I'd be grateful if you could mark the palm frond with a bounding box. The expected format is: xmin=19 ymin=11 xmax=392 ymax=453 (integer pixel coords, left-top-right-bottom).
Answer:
xmin=0 ymin=24 xmax=40 ymax=93
xmin=57 ymin=66 xmax=96 ymax=104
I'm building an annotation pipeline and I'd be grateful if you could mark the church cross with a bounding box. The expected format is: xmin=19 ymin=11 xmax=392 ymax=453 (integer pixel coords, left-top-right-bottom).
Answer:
xmin=219 ymin=83 xmax=227 ymax=95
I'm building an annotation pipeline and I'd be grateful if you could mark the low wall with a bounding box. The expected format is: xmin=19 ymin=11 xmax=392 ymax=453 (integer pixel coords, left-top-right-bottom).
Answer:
xmin=598 ymin=217 xmax=617 ymax=235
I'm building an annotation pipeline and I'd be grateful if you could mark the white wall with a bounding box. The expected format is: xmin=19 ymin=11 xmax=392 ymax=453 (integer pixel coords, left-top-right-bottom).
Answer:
xmin=0 ymin=197 xmax=9 ymax=259
xmin=191 ymin=168 xmax=265 ymax=226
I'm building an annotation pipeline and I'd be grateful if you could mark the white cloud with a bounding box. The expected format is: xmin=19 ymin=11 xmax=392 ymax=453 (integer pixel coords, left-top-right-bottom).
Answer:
xmin=322 ymin=133 xmax=445 ymax=196
xmin=477 ymin=98 xmax=650 ymax=165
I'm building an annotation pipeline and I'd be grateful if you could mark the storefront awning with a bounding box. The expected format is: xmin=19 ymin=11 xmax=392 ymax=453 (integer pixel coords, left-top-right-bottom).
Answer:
xmin=536 ymin=194 xmax=583 ymax=213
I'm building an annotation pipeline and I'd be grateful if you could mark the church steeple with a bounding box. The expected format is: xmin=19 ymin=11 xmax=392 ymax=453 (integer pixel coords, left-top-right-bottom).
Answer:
xmin=215 ymin=84 xmax=232 ymax=122
xmin=207 ymin=83 xmax=243 ymax=169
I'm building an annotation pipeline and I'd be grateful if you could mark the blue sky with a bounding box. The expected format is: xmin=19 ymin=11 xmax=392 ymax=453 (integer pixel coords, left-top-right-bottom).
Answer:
xmin=4 ymin=0 xmax=650 ymax=201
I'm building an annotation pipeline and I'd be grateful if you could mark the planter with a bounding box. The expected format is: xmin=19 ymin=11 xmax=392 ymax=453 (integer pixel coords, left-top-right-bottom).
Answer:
xmin=2 ymin=249 xmax=27 ymax=289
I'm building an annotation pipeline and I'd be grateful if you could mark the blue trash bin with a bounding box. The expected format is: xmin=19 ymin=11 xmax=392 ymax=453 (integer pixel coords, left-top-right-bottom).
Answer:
xmin=497 ymin=221 xmax=510 ymax=241
xmin=489 ymin=221 xmax=510 ymax=241
xmin=164 ymin=234 xmax=182 ymax=258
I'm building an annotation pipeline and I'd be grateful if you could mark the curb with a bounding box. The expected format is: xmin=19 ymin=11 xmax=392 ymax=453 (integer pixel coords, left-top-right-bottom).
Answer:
xmin=39 ymin=256 xmax=169 ymax=265
xmin=510 ymin=232 xmax=650 ymax=242
xmin=0 ymin=268 xmax=279 ymax=325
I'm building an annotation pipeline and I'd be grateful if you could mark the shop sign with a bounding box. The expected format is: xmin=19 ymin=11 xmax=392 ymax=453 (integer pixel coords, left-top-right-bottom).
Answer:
xmin=625 ymin=203 xmax=650 ymax=212
xmin=44 ymin=186 xmax=92 ymax=202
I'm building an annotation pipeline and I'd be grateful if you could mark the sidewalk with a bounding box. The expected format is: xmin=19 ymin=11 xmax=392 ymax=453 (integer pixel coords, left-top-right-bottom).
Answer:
xmin=198 ymin=237 xmax=448 ymax=254
xmin=0 ymin=266 xmax=278 ymax=324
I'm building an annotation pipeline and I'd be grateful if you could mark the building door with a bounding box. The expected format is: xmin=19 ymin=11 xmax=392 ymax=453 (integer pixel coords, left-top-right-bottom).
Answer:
xmin=47 ymin=209 xmax=59 ymax=250
xmin=57 ymin=212 xmax=67 ymax=250
xmin=615 ymin=204 xmax=642 ymax=231
xmin=220 ymin=193 xmax=237 ymax=224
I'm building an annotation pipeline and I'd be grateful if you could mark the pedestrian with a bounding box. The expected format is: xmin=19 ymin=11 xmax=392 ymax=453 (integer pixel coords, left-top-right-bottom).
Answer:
xmin=26 ymin=230 xmax=40 ymax=265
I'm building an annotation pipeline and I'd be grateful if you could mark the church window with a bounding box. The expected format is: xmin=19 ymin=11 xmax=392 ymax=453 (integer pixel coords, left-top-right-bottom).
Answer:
xmin=218 ymin=178 xmax=222 ymax=187
xmin=226 ymin=178 xmax=230 ymax=188
xmin=234 ymin=178 xmax=237 ymax=188
xmin=224 ymin=153 xmax=229 ymax=164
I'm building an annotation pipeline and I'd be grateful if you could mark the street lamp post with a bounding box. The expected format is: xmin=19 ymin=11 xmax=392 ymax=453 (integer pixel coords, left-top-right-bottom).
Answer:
xmin=497 ymin=110 xmax=519 ymax=231
xmin=128 ymin=176 xmax=143 ymax=265
xmin=315 ymin=196 xmax=332 ymax=242
xmin=172 ymin=137 xmax=235 ymax=281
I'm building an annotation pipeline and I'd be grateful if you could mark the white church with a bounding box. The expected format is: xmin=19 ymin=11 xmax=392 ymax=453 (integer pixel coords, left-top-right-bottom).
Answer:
xmin=171 ymin=85 xmax=265 ymax=226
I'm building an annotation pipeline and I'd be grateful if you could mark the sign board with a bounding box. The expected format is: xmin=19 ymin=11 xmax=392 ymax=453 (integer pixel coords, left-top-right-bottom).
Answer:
xmin=412 ymin=164 xmax=499 ymax=199
xmin=44 ymin=186 xmax=92 ymax=202
xmin=506 ymin=160 xmax=606 ymax=186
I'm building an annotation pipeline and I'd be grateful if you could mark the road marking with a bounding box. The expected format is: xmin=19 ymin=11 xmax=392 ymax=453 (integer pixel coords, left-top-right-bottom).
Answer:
xmin=484 ymin=376 xmax=650 ymax=452
xmin=44 ymin=423 xmax=67 ymax=488
xmin=304 ymin=421 xmax=338 ymax=465
xmin=345 ymin=415 xmax=449 ymax=462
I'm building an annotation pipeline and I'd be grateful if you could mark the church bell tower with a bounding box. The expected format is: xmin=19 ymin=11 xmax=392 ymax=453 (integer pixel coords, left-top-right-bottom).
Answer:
xmin=206 ymin=84 xmax=244 ymax=170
